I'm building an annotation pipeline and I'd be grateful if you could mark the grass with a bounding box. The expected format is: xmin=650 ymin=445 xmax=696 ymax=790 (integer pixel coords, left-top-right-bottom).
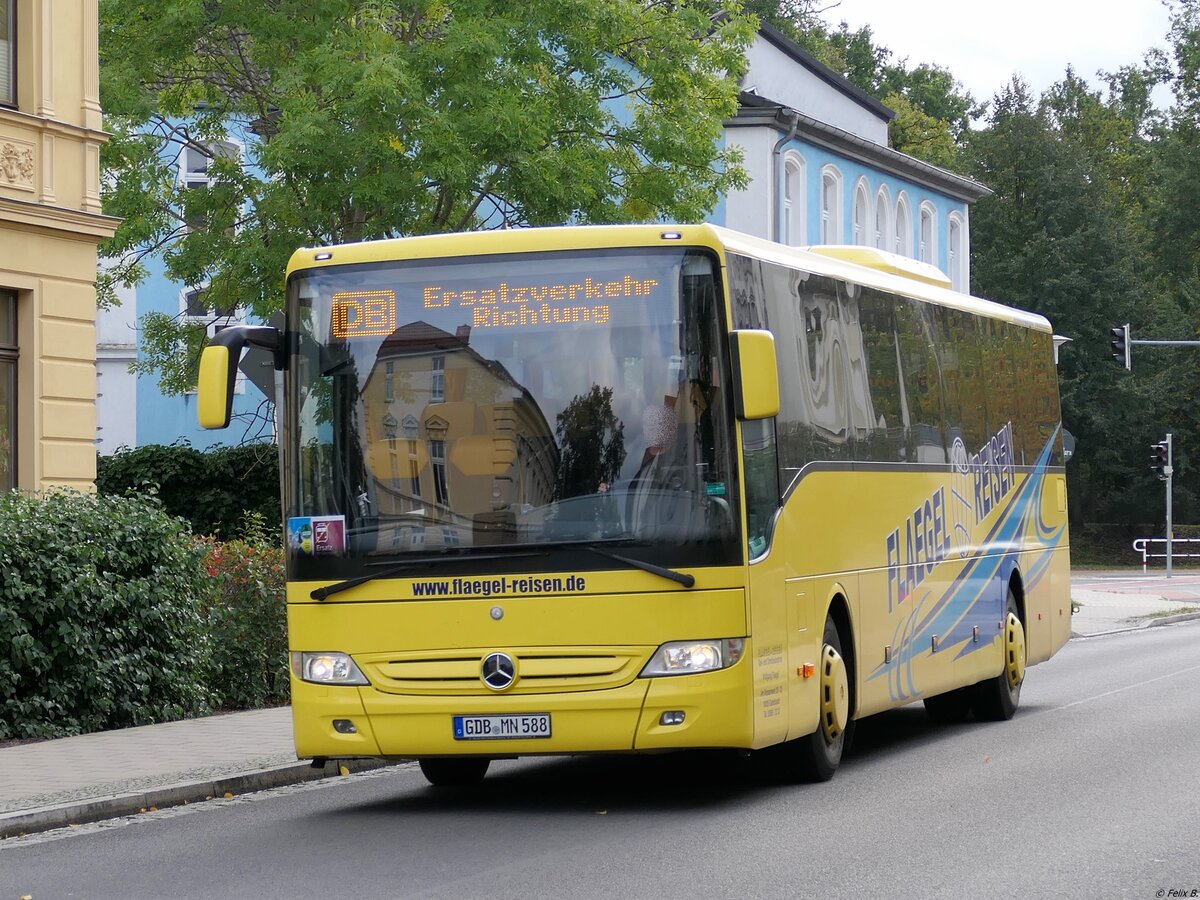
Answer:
xmin=1145 ymin=606 xmax=1200 ymax=619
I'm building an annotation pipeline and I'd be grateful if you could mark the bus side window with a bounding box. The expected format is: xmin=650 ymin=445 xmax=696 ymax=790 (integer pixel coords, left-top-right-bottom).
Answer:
xmin=742 ymin=417 xmax=780 ymax=559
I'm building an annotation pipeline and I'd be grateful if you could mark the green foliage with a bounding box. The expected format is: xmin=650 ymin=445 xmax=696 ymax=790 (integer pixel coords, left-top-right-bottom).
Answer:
xmin=882 ymin=91 xmax=958 ymax=168
xmin=199 ymin=514 xmax=289 ymax=710
xmin=98 ymin=0 xmax=755 ymax=391
xmin=0 ymin=491 xmax=212 ymax=740
xmin=96 ymin=442 xmax=281 ymax=539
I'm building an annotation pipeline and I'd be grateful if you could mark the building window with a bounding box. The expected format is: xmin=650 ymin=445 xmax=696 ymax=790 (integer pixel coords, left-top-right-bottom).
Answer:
xmin=820 ymin=166 xmax=843 ymax=244
xmin=181 ymin=141 xmax=240 ymax=234
xmin=403 ymin=416 xmax=421 ymax=496
xmin=853 ymin=179 xmax=871 ymax=246
xmin=919 ymin=202 xmax=937 ymax=265
xmin=182 ymin=286 xmax=239 ymax=333
xmin=182 ymin=287 xmax=243 ymax=393
xmin=0 ymin=0 xmax=13 ymax=106
xmin=430 ymin=439 xmax=449 ymax=505
xmin=0 ymin=290 xmax=16 ymax=491
xmin=874 ymin=187 xmax=890 ymax=250
xmin=385 ymin=361 xmax=395 ymax=402
xmin=948 ymin=213 xmax=967 ymax=291
xmin=430 ymin=355 xmax=445 ymax=402
xmin=782 ymin=153 xmax=805 ymax=246
xmin=894 ymin=193 xmax=913 ymax=257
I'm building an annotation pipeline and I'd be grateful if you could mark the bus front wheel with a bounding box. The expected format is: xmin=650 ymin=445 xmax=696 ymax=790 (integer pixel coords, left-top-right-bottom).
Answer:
xmin=760 ymin=615 xmax=850 ymax=783
xmin=971 ymin=588 xmax=1025 ymax=721
xmin=419 ymin=757 xmax=491 ymax=787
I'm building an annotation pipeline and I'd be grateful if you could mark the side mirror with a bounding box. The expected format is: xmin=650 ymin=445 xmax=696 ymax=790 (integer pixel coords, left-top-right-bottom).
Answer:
xmin=730 ymin=329 xmax=780 ymax=420
xmin=198 ymin=325 xmax=282 ymax=428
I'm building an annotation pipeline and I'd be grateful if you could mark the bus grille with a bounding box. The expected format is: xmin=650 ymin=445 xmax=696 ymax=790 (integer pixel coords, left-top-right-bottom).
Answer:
xmin=358 ymin=647 xmax=647 ymax=695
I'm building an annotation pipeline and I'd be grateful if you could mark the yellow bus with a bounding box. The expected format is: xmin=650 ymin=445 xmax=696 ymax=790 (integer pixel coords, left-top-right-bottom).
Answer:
xmin=199 ymin=224 xmax=1071 ymax=785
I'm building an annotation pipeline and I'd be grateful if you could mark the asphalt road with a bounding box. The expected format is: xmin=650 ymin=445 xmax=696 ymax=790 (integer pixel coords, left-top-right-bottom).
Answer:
xmin=5 ymin=622 xmax=1200 ymax=900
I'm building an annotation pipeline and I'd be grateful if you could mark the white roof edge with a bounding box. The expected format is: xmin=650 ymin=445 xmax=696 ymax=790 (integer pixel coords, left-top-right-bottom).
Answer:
xmin=709 ymin=225 xmax=1053 ymax=334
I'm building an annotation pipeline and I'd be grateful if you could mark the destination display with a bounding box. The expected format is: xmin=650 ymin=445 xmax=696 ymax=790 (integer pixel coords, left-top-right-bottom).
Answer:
xmin=330 ymin=271 xmax=664 ymax=339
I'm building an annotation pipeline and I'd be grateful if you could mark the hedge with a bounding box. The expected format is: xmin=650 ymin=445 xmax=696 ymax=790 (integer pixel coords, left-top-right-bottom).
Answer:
xmin=96 ymin=442 xmax=281 ymax=539
xmin=0 ymin=491 xmax=213 ymax=739
xmin=198 ymin=514 xmax=289 ymax=710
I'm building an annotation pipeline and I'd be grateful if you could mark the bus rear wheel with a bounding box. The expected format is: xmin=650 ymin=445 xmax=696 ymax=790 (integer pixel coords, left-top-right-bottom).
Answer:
xmin=971 ymin=588 xmax=1025 ymax=721
xmin=419 ymin=757 xmax=491 ymax=787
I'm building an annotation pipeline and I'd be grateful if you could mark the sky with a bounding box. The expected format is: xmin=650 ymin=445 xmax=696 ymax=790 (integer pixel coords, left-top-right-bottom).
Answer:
xmin=823 ymin=0 xmax=1176 ymax=105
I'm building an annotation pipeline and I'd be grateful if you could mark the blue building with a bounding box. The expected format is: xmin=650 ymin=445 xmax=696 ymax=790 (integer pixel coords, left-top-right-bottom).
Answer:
xmin=718 ymin=25 xmax=987 ymax=290
xmin=96 ymin=25 xmax=988 ymax=454
xmin=97 ymin=133 xmax=272 ymax=453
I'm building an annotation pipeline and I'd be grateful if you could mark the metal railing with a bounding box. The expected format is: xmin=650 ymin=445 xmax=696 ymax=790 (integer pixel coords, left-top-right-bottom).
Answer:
xmin=1132 ymin=537 xmax=1200 ymax=572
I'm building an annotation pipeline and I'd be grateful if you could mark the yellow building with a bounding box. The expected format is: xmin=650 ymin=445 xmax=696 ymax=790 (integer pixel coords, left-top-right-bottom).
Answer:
xmin=0 ymin=0 xmax=118 ymax=491
xmin=357 ymin=321 xmax=559 ymax=551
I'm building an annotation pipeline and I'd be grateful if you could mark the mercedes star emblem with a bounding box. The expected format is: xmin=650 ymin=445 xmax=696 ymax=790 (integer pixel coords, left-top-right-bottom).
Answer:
xmin=480 ymin=652 xmax=516 ymax=691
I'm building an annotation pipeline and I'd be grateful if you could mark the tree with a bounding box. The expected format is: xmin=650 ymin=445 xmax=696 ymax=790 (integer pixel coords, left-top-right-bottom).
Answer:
xmin=964 ymin=76 xmax=1190 ymax=524
xmin=554 ymin=385 xmax=626 ymax=500
xmin=99 ymin=0 xmax=755 ymax=392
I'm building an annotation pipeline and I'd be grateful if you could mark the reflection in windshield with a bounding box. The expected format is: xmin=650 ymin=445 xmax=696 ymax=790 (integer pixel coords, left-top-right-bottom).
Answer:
xmin=286 ymin=247 xmax=738 ymax=574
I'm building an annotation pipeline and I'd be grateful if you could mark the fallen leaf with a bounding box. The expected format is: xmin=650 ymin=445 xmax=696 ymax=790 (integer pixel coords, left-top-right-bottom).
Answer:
xmin=339 ymin=765 xmax=350 ymax=776
xmin=223 ymin=792 xmax=234 ymax=799
xmin=983 ymin=755 xmax=991 ymax=763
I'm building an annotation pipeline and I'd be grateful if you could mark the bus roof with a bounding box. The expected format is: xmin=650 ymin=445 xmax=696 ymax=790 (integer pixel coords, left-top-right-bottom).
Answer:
xmin=287 ymin=224 xmax=1053 ymax=335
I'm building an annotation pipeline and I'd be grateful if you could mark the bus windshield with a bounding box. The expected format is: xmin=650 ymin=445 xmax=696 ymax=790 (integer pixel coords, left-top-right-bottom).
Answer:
xmin=284 ymin=246 xmax=740 ymax=579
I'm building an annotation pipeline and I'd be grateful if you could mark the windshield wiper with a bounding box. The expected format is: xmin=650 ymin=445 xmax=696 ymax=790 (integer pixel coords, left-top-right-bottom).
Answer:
xmin=581 ymin=546 xmax=695 ymax=589
xmin=310 ymin=551 xmax=545 ymax=601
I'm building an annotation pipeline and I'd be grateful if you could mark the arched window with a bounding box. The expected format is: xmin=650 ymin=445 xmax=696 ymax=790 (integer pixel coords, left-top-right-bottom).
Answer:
xmin=874 ymin=186 xmax=891 ymax=250
xmin=894 ymin=192 xmax=913 ymax=257
xmin=948 ymin=212 xmax=967 ymax=291
xmin=853 ymin=179 xmax=871 ymax=246
xmin=820 ymin=165 xmax=843 ymax=244
xmin=783 ymin=153 xmax=806 ymax=246
xmin=919 ymin=201 xmax=937 ymax=265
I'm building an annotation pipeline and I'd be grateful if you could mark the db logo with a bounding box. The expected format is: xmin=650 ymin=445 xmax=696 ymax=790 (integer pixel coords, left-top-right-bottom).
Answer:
xmin=332 ymin=290 xmax=397 ymax=338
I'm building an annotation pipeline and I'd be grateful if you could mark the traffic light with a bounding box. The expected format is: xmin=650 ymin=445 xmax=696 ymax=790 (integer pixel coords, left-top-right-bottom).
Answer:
xmin=1110 ymin=324 xmax=1131 ymax=370
xmin=1150 ymin=441 xmax=1169 ymax=480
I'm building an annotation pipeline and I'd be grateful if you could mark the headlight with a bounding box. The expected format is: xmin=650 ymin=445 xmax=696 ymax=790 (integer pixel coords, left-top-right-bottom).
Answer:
xmin=291 ymin=651 xmax=370 ymax=685
xmin=640 ymin=638 xmax=745 ymax=677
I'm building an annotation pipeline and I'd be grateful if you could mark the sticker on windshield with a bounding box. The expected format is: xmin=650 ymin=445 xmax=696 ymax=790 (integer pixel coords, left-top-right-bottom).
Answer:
xmin=288 ymin=516 xmax=346 ymax=556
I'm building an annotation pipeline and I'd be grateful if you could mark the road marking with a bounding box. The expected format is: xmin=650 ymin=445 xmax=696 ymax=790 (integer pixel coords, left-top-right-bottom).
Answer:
xmin=1038 ymin=663 xmax=1200 ymax=714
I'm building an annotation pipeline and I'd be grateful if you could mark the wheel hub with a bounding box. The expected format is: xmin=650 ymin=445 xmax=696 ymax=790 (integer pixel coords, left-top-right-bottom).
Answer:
xmin=1004 ymin=611 xmax=1026 ymax=689
xmin=820 ymin=643 xmax=849 ymax=743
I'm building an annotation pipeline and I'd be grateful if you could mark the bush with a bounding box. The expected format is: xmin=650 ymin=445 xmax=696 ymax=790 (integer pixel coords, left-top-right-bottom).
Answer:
xmin=96 ymin=442 xmax=281 ymax=539
xmin=0 ymin=490 xmax=213 ymax=740
xmin=200 ymin=514 xmax=289 ymax=710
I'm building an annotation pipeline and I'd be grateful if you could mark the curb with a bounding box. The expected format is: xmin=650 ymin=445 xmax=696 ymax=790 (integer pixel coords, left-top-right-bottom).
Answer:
xmin=1070 ymin=610 xmax=1200 ymax=640
xmin=0 ymin=758 xmax=394 ymax=840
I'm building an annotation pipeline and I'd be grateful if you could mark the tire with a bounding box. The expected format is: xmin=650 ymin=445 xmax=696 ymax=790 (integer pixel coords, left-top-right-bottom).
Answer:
xmin=759 ymin=614 xmax=851 ymax=783
xmin=971 ymin=587 xmax=1026 ymax=722
xmin=418 ymin=757 xmax=491 ymax=787
xmin=923 ymin=686 xmax=973 ymax=724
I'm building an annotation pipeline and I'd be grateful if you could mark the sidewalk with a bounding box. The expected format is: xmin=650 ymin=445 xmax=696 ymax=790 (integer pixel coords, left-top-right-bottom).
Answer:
xmin=3 ymin=574 xmax=1199 ymax=840
xmin=1070 ymin=568 xmax=1200 ymax=637
xmin=0 ymin=707 xmax=395 ymax=840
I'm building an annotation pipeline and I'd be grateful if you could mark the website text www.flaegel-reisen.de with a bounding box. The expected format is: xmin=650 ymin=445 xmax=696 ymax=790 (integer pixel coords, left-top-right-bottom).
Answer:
xmin=410 ymin=576 xmax=588 ymax=598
